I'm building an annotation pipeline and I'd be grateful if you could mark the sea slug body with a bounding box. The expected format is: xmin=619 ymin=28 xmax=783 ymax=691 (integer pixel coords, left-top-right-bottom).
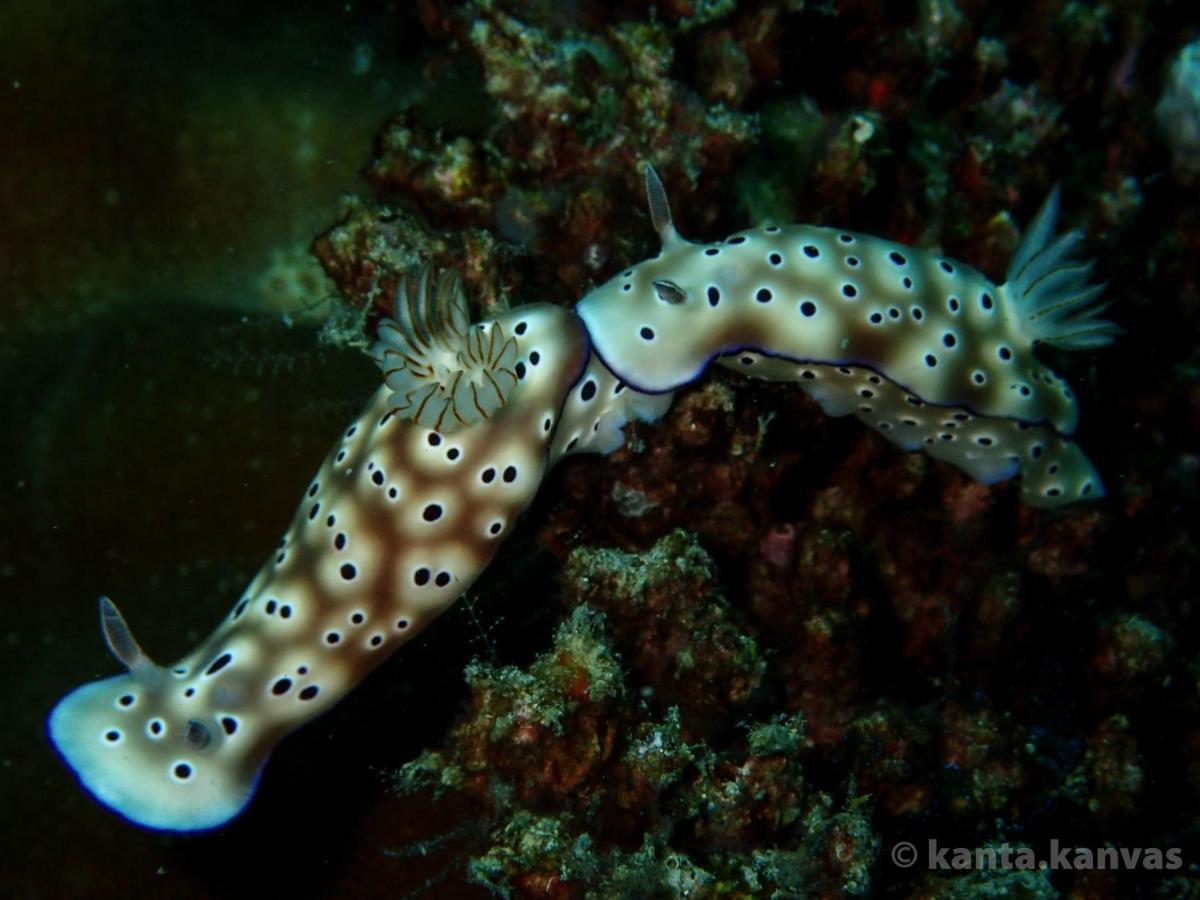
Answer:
xmin=48 ymin=166 xmax=1115 ymax=832
xmin=47 ymin=271 xmax=669 ymax=831
xmin=576 ymin=168 xmax=1117 ymax=507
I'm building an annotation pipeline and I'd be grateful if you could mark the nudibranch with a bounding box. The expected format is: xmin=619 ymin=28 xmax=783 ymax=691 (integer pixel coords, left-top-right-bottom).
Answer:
xmin=48 ymin=166 xmax=1116 ymax=833
xmin=577 ymin=169 xmax=1118 ymax=507
xmin=47 ymin=269 xmax=670 ymax=831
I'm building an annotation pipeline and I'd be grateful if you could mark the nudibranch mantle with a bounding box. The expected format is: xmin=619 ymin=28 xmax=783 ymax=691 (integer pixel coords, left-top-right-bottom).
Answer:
xmin=577 ymin=168 xmax=1117 ymax=507
xmin=47 ymin=276 xmax=671 ymax=832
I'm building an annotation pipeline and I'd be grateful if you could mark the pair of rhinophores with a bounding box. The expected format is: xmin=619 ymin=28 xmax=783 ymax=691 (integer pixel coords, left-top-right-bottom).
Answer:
xmin=48 ymin=167 xmax=1118 ymax=831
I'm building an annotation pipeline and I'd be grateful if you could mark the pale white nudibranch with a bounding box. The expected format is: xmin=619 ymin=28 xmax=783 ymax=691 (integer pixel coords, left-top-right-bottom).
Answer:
xmin=47 ymin=270 xmax=672 ymax=832
xmin=576 ymin=168 xmax=1118 ymax=507
xmin=47 ymin=164 xmax=1118 ymax=831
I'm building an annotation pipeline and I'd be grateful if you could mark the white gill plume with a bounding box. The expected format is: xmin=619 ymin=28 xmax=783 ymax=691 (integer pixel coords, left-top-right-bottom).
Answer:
xmin=372 ymin=266 xmax=519 ymax=433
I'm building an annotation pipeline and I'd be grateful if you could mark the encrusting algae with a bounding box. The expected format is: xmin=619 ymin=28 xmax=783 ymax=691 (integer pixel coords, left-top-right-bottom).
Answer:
xmin=395 ymin=593 xmax=877 ymax=897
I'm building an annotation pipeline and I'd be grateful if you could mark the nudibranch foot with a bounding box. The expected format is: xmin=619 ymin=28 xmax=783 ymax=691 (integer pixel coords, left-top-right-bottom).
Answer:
xmin=551 ymin=356 xmax=675 ymax=461
xmin=721 ymin=354 xmax=1102 ymax=507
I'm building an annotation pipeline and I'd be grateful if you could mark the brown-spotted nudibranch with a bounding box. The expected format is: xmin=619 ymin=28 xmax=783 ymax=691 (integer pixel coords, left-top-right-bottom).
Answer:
xmin=577 ymin=168 xmax=1118 ymax=506
xmin=48 ymin=166 xmax=1115 ymax=832
xmin=47 ymin=268 xmax=670 ymax=830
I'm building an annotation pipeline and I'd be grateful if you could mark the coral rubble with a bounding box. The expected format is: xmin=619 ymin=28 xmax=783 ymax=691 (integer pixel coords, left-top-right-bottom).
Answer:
xmin=327 ymin=2 xmax=1198 ymax=894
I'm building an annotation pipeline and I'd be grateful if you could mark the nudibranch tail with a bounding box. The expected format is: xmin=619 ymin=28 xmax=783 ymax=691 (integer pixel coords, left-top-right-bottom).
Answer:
xmin=1003 ymin=187 xmax=1120 ymax=351
xmin=372 ymin=266 xmax=519 ymax=433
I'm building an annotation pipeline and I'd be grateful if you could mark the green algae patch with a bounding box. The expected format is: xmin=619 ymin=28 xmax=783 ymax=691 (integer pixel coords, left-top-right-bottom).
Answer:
xmin=389 ymin=534 xmax=880 ymax=897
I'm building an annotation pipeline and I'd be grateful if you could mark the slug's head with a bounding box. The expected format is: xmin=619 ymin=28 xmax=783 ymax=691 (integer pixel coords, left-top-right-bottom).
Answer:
xmin=47 ymin=598 xmax=265 ymax=831
xmin=576 ymin=166 xmax=759 ymax=394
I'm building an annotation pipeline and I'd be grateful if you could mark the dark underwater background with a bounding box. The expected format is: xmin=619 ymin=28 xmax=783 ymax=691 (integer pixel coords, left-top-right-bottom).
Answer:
xmin=2 ymin=0 xmax=1198 ymax=897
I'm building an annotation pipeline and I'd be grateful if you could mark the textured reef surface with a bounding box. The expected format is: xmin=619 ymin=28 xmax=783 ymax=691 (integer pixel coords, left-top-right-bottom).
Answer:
xmin=4 ymin=0 xmax=1200 ymax=897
